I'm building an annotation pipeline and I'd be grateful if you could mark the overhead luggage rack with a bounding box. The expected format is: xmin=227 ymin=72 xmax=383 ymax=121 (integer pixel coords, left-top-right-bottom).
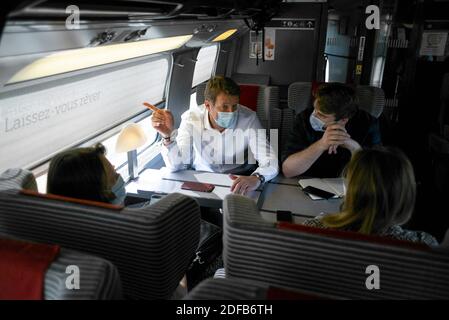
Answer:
xmin=8 ymin=0 xmax=283 ymax=21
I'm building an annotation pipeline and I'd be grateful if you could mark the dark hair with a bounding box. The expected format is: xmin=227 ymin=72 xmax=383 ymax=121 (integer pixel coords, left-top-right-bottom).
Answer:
xmin=47 ymin=143 xmax=115 ymax=203
xmin=315 ymin=83 xmax=358 ymax=120
xmin=204 ymin=76 xmax=240 ymax=104
xmin=322 ymin=146 xmax=416 ymax=234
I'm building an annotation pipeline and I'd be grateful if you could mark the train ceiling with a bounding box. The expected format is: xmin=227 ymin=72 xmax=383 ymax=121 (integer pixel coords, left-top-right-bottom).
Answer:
xmin=7 ymin=0 xmax=284 ymax=21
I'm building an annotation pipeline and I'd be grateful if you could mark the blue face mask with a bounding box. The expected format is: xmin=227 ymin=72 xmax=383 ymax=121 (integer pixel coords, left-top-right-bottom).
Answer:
xmin=215 ymin=110 xmax=238 ymax=129
xmin=110 ymin=175 xmax=126 ymax=205
xmin=309 ymin=112 xmax=326 ymax=132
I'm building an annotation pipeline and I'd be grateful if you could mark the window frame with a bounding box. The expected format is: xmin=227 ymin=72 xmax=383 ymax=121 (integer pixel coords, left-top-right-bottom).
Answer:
xmin=32 ymin=54 xmax=173 ymax=189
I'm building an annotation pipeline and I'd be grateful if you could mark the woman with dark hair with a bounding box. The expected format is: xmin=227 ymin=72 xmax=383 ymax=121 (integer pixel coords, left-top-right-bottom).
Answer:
xmin=46 ymin=142 xmax=208 ymax=295
xmin=47 ymin=143 xmax=126 ymax=205
xmin=303 ymin=146 xmax=438 ymax=246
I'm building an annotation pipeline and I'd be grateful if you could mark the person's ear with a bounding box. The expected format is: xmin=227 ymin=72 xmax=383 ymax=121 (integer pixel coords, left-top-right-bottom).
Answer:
xmin=204 ymin=99 xmax=212 ymax=112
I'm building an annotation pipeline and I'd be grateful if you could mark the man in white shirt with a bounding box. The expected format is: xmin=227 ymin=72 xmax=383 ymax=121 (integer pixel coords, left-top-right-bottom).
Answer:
xmin=151 ymin=76 xmax=278 ymax=195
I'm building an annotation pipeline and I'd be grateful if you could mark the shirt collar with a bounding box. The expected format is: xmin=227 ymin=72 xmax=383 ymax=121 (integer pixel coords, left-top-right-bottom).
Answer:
xmin=204 ymin=109 xmax=214 ymax=130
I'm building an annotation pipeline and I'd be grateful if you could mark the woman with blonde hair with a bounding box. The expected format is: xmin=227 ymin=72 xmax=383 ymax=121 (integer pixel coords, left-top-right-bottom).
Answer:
xmin=303 ymin=146 xmax=438 ymax=246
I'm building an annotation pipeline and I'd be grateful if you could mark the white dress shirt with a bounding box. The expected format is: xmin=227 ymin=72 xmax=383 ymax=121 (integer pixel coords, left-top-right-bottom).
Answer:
xmin=161 ymin=104 xmax=279 ymax=181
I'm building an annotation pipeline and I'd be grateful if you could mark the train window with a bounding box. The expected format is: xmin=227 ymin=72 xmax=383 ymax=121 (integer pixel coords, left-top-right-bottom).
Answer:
xmin=0 ymin=57 xmax=169 ymax=177
xmin=370 ymin=17 xmax=392 ymax=88
xmin=325 ymin=17 xmax=351 ymax=83
xmin=189 ymin=91 xmax=198 ymax=109
xmin=192 ymin=44 xmax=218 ymax=87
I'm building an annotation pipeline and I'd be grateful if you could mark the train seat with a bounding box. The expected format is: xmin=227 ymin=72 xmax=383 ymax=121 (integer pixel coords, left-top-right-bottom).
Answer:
xmin=0 ymin=236 xmax=122 ymax=300
xmin=184 ymin=277 xmax=329 ymax=300
xmin=195 ymin=80 xmax=281 ymax=131
xmin=231 ymin=72 xmax=270 ymax=86
xmin=0 ymin=168 xmax=201 ymax=300
xmin=287 ymin=81 xmax=385 ymax=118
xmin=222 ymin=194 xmax=449 ymax=299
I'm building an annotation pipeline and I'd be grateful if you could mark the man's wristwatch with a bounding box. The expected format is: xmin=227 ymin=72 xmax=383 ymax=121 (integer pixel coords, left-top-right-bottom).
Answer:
xmin=161 ymin=130 xmax=177 ymax=144
xmin=251 ymin=172 xmax=265 ymax=186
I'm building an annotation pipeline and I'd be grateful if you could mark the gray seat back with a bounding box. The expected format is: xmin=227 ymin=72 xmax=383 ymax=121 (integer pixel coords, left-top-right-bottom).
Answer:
xmin=231 ymin=73 xmax=270 ymax=86
xmin=356 ymin=85 xmax=385 ymax=118
xmin=0 ymin=235 xmax=122 ymax=300
xmin=0 ymin=168 xmax=37 ymax=192
xmin=45 ymin=248 xmax=122 ymax=300
xmin=287 ymin=82 xmax=385 ymax=119
xmin=282 ymin=82 xmax=315 ymax=160
xmin=184 ymin=278 xmax=328 ymax=300
xmin=0 ymin=169 xmax=201 ymax=300
xmin=185 ymin=278 xmax=268 ymax=300
xmin=195 ymin=81 xmax=207 ymax=107
xmin=288 ymin=82 xmax=313 ymax=114
xmin=196 ymin=81 xmax=281 ymax=131
xmin=223 ymin=194 xmax=449 ymax=299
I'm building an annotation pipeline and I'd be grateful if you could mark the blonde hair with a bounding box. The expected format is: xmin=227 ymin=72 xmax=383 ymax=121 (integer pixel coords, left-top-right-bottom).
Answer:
xmin=321 ymin=147 xmax=416 ymax=234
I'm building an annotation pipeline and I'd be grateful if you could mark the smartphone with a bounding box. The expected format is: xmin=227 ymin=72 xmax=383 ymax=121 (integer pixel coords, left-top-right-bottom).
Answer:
xmin=276 ymin=210 xmax=293 ymax=223
xmin=303 ymin=186 xmax=335 ymax=199
xmin=181 ymin=181 xmax=215 ymax=193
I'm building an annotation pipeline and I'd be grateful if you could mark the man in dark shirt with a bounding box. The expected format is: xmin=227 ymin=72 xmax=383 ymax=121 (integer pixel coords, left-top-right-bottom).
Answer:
xmin=282 ymin=83 xmax=381 ymax=178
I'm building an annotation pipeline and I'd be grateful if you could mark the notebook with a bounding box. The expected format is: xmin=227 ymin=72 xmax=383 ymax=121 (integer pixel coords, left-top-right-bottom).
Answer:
xmin=298 ymin=178 xmax=345 ymax=200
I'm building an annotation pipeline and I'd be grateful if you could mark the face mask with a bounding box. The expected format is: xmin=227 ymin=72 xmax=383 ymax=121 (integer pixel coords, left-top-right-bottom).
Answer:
xmin=309 ymin=112 xmax=326 ymax=132
xmin=110 ymin=175 xmax=126 ymax=205
xmin=215 ymin=110 xmax=238 ymax=129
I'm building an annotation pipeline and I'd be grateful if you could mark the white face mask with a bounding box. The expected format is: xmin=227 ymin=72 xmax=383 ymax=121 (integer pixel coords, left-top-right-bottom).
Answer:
xmin=110 ymin=175 xmax=126 ymax=205
xmin=215 ymin=109 xmax=238 ymax=129
xmin=309 ymin=112 xmax=326 ymax=132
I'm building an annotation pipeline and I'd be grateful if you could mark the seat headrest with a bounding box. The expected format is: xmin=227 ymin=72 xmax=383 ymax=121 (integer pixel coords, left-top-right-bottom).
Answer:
xmin=288 ymin=82 xmax=385 ymax=118
xmin=356 ymin=85 xmax=385 ymax=118
xmin=231 ymin=73 xmax=270 ymax=86
xmin=288 ymin=82 xmax=313 ymax=114
xmin=196 ymin=82 xmax=208 ymax=106
xmin=0 ymin=237 xmax=60 ymax=300
xmin=20 ymin=189 xmax=124 ymax=210
xmin=0 ymin=168 xmax=37 ymax=192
